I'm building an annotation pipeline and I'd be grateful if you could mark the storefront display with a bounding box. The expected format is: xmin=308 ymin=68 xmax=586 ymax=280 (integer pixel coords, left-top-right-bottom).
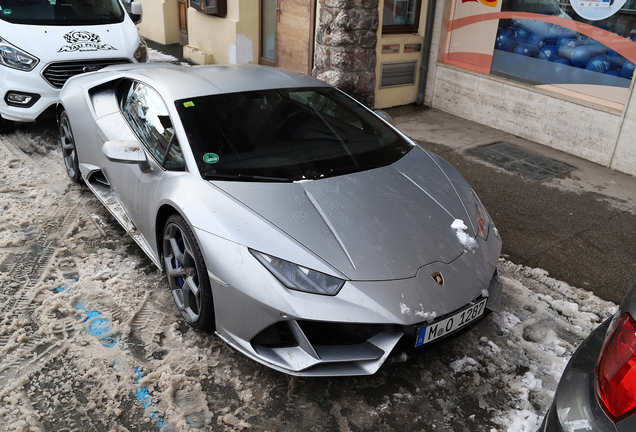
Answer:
xmin=445 ymin=0 xmax=636 ymax=108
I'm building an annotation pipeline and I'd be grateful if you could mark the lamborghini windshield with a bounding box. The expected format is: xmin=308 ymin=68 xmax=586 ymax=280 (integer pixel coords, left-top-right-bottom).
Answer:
xmin=176 ymin=87 xmax=413 ymax=182
xmin=0 ymin=0 xmax=125 ymax=25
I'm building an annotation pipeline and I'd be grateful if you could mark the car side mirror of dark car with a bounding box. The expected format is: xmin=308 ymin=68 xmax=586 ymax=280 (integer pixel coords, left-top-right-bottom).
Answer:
xmin=102 ymin=140 xmax=152 ymax=172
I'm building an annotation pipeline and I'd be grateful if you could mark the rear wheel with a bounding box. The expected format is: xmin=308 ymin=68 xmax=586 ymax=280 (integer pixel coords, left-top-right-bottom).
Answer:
xmin=59 ymin=111 xmax=81 ymax=183
xmin=163 ymin=214 xmax=215 ymax=330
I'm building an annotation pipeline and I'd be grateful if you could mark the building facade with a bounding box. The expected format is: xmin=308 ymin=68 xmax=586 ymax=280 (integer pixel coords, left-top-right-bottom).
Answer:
xmin=137 ymin=0 xmax=636 ymax=176
xmin=137 ymin=0 xmax=431 ymax=106
xmin=425 ymin=0 xmax=636 ymax=176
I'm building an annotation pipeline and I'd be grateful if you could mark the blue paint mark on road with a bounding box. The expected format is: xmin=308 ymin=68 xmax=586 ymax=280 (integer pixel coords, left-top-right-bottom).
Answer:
xmin=56 ymin=282 xmax=166 ymax=428
xmin=134 ymin=368 xmax=166 ymax=427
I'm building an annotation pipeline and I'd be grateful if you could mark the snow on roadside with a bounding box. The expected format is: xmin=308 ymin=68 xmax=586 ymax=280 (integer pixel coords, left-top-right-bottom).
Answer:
xmin=147 ymin=47 xmax=191 ymax=66
xmin=489 ymin=260 xmax=616 ymax=432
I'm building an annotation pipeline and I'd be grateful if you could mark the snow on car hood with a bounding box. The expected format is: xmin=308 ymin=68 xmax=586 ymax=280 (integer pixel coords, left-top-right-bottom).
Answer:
xmin=0 ymin=21 xmax=139 ymax=64
xmin=214 ymin=147 xmax=476 ymax=281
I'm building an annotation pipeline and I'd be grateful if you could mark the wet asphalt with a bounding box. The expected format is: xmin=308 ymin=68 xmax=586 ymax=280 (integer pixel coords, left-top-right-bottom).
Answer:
xmin=388 ymin=104 xmax=636 ymax=304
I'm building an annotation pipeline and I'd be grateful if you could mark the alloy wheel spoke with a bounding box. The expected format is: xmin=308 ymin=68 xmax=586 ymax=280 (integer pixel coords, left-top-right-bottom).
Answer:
xmin=169 ymin=236 xmax=185 ymax=263
xmin=182 ymin=275 xmax=201 ymax=315
xmin=168 ymin=264 xmax=186 ymax=278
xmin=61 ymin=124 xmax=73 ymax=149
xmin=184 ymin=273 xmax=199 ymax=297
xmin=172 ymin=289 xmax=187 ymax=311
xmin=61 ymin=138 xmax=74 ymax=151
xmin=64 ymin=149 xmax=75 ymax=168
xmin=181 ymin=245 xmax=194 ymax=267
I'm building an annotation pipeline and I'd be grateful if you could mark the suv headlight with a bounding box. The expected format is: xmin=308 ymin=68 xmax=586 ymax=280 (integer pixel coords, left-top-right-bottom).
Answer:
xmin=250 ymin=250 xmax=345 ymax=296
xmin=133 ymin=37 xmax=148 ymax=63
xmin=0 ymin=37 xmax=39 ymax=71
xmin=472 ymin=189 xmax=492 ymax=240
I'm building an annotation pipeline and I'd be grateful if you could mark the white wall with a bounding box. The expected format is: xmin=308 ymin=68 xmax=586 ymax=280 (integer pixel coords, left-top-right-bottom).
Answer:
xmin=184 ymin=0 xmax=258 ymax=65
xmin=431 ymin=66 xmax=623 ymax=168
xmin=137 ymin=0 xmax=181 ymax=45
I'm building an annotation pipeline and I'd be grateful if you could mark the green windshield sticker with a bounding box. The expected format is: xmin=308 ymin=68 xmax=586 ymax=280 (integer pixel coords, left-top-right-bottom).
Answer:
xmin=203 ymin=153 xmax=219 ymax=164
xmin=183 ymin=101 xmax=195 ymax=108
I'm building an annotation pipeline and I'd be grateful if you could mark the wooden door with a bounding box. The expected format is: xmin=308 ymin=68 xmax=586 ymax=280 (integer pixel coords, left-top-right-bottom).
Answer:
xmin=258 ymin=0 xmax=316 ymax=74
xmin=262 ymin=0 xmax=314 ymax=74
xmin=178 ymin=0 xmax=188 ymax=46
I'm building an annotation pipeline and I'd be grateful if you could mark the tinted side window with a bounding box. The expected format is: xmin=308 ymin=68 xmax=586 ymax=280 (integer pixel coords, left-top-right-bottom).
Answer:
xmin=121 ymin=82 xmax=185 ymax=171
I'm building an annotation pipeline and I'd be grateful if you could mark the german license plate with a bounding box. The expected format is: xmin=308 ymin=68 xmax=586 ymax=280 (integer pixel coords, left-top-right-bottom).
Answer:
xmin=415 ymin=298 xmax=488 ymax=348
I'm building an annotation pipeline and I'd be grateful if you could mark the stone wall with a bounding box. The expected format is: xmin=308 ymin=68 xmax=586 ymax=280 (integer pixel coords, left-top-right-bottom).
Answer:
xmin=314 ymin=0 xmax=379 ymax=108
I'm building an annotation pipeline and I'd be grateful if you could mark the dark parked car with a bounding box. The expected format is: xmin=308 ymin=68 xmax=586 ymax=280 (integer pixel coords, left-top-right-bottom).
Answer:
xmin=541 ymin=280 xmax=636 ymax=431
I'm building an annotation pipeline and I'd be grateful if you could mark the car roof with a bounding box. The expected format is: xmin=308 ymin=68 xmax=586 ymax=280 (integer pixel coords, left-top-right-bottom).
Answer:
xmin=114 ymin=63 xmax=332 ymax=101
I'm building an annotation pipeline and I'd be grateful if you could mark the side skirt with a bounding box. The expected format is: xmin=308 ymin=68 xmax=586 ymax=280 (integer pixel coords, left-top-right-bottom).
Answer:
xmin=83 ymin=174 xmax=162 ymax=269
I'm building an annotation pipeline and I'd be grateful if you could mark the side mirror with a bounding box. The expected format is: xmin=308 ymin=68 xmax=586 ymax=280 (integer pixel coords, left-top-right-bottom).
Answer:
xmin=373 ymin=110 xmax=393 ymax=125
xmin=102 ymin=140 xmax=152 ymax=172
xmin=129 ymin=2 xmax=142 ymax=24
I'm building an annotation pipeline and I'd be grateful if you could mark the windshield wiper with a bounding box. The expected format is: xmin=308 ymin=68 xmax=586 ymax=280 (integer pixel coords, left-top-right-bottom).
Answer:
xmin=204 ymin=172 xmax=291 ymax=182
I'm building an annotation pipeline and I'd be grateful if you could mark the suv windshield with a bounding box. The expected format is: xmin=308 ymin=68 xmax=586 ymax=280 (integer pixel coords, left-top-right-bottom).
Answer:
xmin=0 ymin=0 xmax=125 ymax=25
xmin=176 ymin=87 xmax=413 ymax=182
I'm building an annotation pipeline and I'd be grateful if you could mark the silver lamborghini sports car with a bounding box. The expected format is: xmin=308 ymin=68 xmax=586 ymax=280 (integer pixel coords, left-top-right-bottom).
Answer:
xmin=57 ymin=63 xmax=503 ymax=376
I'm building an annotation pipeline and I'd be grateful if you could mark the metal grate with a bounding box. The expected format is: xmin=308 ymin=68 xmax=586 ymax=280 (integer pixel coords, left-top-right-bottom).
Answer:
xmin=379 ymin=60 xmax=417 ymax=89
xmin=469 ymin=142 xmax=575 ymax=181
xmin=41 ymin=59 xmax=132 ymax=88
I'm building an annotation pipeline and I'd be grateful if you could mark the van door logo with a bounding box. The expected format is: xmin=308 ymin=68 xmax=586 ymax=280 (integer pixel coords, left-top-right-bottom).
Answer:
xmin=58 ymin=31 xmax=116 ymax=53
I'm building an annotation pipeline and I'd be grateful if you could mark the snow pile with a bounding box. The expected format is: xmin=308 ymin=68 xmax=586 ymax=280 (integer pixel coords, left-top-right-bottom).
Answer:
xmin=148 ymin=47 xmax=191 ymax=67
xmin=399 ymin=294 xmax=437 ymax=322
xmin=399 ymin=298 xmax=410 ymax=316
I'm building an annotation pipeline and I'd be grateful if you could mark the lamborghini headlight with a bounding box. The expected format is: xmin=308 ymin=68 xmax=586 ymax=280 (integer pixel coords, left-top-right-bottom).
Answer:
xmin=0 ymin=37 xmax=38 ymax=71
xmin=472 ymin=189 xmax=491 ymax=240
xmin=250 ymin=250 xmax=345 ymax=296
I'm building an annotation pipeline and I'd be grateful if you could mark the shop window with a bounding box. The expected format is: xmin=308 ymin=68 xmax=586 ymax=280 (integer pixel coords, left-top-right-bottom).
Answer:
xmin=444 ymin=0 xmax=636 ymax=109
xmin=190 ymin=0 xmax=226 ymax=17
xmin=383 ymin=0 xmax=422 ymax=34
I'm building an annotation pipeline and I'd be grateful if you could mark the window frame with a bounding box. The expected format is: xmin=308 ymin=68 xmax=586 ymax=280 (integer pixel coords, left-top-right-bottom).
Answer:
xmin=382 ymin=0 xmax=422 ymax=35
xmin=189 ymin=0 xmax=227 ymax=17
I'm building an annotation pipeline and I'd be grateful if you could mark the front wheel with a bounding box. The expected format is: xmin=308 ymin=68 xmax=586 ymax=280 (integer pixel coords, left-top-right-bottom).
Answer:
xmin=59 ymin=111 xmax=81 ymax=183
xmin=163 ymin=214 xmax=215 ymax=330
